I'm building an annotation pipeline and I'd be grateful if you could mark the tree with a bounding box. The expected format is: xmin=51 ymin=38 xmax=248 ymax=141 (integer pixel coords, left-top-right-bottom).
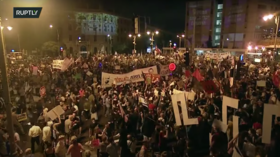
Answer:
xmin=113 ymin=42 xmax=129 ymax=53
xmin=41 ymin=41 xmax=60 ymax=56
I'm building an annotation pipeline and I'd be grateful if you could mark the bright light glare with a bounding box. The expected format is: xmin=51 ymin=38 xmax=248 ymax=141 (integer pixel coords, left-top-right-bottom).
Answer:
xmin=0 ymin=26 xmax=3 ymax=30
xmin=107 ymin=34 xmax=110 ymax=37
xmin=247 ymin=45 xmax=252 ymax=50
xmin=147 ymin=31 xmax=150 ymax=35
xmin=155 ymin=31 xmax=159 ymax=34
xmin=177 ymin=35 xmax=179 ymax=37
xmin=226 ymin=38 xmax=229 ymax=41
xmin=255 ymin=46 xmax=258 ymax=50
xmin=182 ymin=35 xmax=185 ymax=37
xmin=49 ymin=25 xmax=53 ymax=28
xmin=263 ymin=14 xmax=274 ymax=21
xmin=137 ymin=34 xmax=141 ymax=37
xmin=7 ymin=26 xmax=12 ymax=31
xmin=129 ymin=34 xmax=132 ymax=37
xmin=149 ymin=38 xmax=151 ymax=41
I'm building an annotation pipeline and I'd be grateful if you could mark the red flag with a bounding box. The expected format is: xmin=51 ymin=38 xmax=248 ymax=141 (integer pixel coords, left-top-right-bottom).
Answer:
xmin=201 ymin=80 xmax=218 ymax=94
xmin=185 ymin=70 xmax=191 ymax=78
xmin=273 ymin=71 xmax=280 ymax=88
xmin=192 ymin=69 xmax=204 ymax=81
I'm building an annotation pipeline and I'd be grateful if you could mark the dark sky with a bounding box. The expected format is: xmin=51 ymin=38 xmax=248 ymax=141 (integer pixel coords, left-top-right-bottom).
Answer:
xmin=98 ymin=0 xmax=187 ymax=33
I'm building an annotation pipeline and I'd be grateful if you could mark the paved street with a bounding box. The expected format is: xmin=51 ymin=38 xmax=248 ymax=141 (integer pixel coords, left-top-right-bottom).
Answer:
xmin=20 ymin=107 xmax=109 ymax=157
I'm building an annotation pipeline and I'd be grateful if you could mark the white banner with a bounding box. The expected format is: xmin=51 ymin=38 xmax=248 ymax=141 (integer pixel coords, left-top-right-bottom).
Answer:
xmin=159 ymin=64 xmax=171 ymax=76
xmin=204 ymin=52 xmax=231 ymax=61
xmin=101 ymin=66 xmax=158 ymax=87
xmin=52 ymin=60 xmax=64 ymax=69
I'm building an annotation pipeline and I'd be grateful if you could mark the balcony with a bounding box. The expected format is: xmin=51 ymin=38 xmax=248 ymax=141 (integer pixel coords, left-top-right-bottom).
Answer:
xmin=256 ymin=38 xmax=280 ymax=47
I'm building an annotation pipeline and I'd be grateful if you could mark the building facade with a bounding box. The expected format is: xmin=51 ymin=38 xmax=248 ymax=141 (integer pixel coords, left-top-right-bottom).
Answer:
xmin=58 ymin=9 xmax=132 ymax=54
xmin=185 ymin=0 xmax=280 ymax=49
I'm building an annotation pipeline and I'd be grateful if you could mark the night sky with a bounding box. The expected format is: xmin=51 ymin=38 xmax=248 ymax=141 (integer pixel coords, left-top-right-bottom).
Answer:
xmin=100 ymin=0 xmax=187 ymax=33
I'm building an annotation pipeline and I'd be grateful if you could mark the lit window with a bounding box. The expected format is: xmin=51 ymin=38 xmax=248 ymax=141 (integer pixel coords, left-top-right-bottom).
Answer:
xmin=216 ymin=28 xmax=221 ymax=33
xmin=218 ymin=4 xmax=223 ymax=9
xmin=217 ymin=12 xmax=222 ymax=17
xmin=216 ymin=20 xmax=222 ymax=25
xmin=215 ymin=35 xmax=220 ymax=40
xmin=216 ymin=43 xmax=220 ymax=45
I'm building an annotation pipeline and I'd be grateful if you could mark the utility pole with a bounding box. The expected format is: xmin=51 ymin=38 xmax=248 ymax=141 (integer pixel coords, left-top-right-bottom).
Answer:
xmin=0 ymin=17 xmax=17 ymax=157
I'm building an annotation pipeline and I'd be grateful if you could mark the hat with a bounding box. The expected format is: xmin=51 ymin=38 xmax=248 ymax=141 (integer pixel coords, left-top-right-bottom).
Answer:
xmin=58 ymin=135 xmax=65 ymax=140
xmin=71 ymin=136 xmax=77 ymax=141
xmin=25 ymin=148 xmax=32 ymax=154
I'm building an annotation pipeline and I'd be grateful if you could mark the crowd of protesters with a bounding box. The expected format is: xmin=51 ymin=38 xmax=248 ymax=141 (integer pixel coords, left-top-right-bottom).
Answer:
xmin=0 ymin=51 xmax=279 ymax=157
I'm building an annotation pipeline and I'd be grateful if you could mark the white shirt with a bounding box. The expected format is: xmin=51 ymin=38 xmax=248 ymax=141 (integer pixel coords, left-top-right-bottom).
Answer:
xmin=55 ymin=141 xmax=67 ymax=157
xmin=105 ymin=98 xmax=111 ymax=107
xmin=42 ymin=126 xmax=51 ymax=142
xmin=28 ymin=125 xmax=42 ymax=137
xmin=14 ymin=132 xmax=20 ymax=142
xmin=65 ymin=119 xmax=72 ymax=134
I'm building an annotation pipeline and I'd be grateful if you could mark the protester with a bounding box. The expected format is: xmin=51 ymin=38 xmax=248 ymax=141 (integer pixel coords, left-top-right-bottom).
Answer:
xmin=0 ymin=52 xmax=278 ymax=157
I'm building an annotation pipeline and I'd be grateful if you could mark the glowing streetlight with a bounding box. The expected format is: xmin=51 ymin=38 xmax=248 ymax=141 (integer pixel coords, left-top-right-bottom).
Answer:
xmin=129 ymin=34 xmax=132 ymax=37
xmin=49 ymin=24 xmax=53 ymax=28
xmin=137 ymin=34 xmax=141 ymax=37
xmin=247 ymin=45 xmax=252 ymax=50
xmin=177 ymin=34 xmax=185 ymax=48
xmin=7 ymin=26 xmax=12 ymax=31
xmin=263 ymin=14 xmax=273 ymax=21
xmin=147 ymin=31 xmax=150 ymax=35
xmin=263 ymin=13 xmax=279 ymax=57
xmin=155 ymin=31 xmax=159 ymax=34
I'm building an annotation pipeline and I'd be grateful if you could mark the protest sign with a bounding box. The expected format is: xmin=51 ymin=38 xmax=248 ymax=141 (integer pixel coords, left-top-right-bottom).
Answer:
xmin=257 ymin=80 xmax=266 ymax=87
xmin=52 ymin=60 xmax=64 ymax=69
xmin=262 ymin=104 xmax=280 ymax=144
xmin=101 ymin=66 xmax=158 ymax=87
xmin=171 ymin=92 xmax=198 ymax=126
xmin=46 ymin=105 xmax=65 ymax=120
xmin=17 ymin=113 xmax=27 ymax=122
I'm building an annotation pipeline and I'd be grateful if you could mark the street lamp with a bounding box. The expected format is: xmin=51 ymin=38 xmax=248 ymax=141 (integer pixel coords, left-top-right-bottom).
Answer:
xmin=221 ymin=37 xmax=229 ymax=50
xmin=147 ymin=30 xmax=159 ymax=53
xmin=247 ymin=45 xmax=252 ymax=51
xmin=0 ymin=17 xmax=16 ymax=156
xmin=107 ymin=34 xmax=113 ymax=54
xmin=49 ymin=24 xmax=59 ymax=41
xmin=129 ymin=34 xmax=141 ymax=53
xmin=263 ymin=14 xmax=279 ymax=57
xmin=177 ymin=34 xmax=185 ymax=48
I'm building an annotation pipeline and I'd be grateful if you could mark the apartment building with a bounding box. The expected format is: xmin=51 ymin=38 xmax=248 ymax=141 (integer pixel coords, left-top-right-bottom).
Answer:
xmin=57 ymin=10 xmax=132 ymax=54
xmin=185 ymin=0 xmax=280 ymax=49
